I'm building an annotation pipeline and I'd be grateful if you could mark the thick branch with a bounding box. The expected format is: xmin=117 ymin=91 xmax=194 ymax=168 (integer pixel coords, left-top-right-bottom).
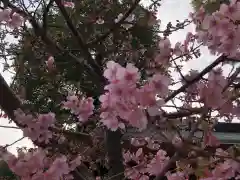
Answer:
xmin=54 ymin=0 xmax=96 ymax=65
xmin=42 ymin=0 xmax=55 ymax=35
xmin=0 ymin=74 xmax=94 ymax=180
xmin=105 ymin=130 xmax=124 ymax=180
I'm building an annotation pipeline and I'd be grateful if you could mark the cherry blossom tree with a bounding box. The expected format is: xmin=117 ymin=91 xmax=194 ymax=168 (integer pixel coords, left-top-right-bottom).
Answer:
xmin=191 ymin=0 xmax=230 ymax=14
xmin=0 ymin=0 xmax=240 ymax=180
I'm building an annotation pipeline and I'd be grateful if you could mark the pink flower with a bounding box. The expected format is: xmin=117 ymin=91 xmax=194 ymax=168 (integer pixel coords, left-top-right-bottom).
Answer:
xmin=62 ymin=95 xmax=79 ymax=112
xmin=131 ymin=138 xmax=146 ymax=147
xmin=128 ymin=109 xmax=148 ymax=131
xmin=137 ymin=84 xmax=157 ymax=107
xmin=116 ymin=63 xmax=140 ymax=84
xmin=77 ymin=97 xmax=94 ymax=122
xmin=211 ymin=160 xmax=240 ymax=179
xmin=147 ymin=149 xmax=169 ymax=175
xmin=219 ymin=1 xmax=240 ymax=21
xmin=14 ymin=110 xmax=55 ymax=143
xmin=38 ymin=112 xmax=56 ymax=129
xmin=8 ymin=13 xmax=23 ymax=28
xmin=123 ymin=148 xmax=149 ymax=180
xmin=154 ymin=38 xmax=172 ymax=66
xmin=190 ymin=6 xmax=205 ymax=24
xmin=62 ymin=1 xmax=75 ymax=8
xmin=150 ymin=74 xmax=171 ymax=97
xmin=62 ymin=95 xmax=94 ymax=122
xmin=47 ymin=156 xmax=70 ymax=178
xmin=0 ymin=9 xmax=11 ymax=22
xmin=159 ymin=38 xmax=171 ymax=50
xmin=46 ymin=56 xmax=55 ymax=71
xmin=173 ymin=42 xmax=185 ymax=56
xmin=199 ymin=69 xmax=227 ymax=109
xmin=103 ymin=61 xmax=122 ymax=82
xmin=166 ymin=172 xmax=186 ymax=180
xmin=204 ymin=130 xmax=220 ymax=147
xmin=172 ymin=135 xmax=182 ymax=147
xmin=69 ymin=155 xmax=82 ymax=170
xmin=147 ymin=99 xmax=164 ymax=117
xmin=100 ymin=111 xmax=125 ymax=131
xmin=202 ymin=15 xmax=220 ymax=33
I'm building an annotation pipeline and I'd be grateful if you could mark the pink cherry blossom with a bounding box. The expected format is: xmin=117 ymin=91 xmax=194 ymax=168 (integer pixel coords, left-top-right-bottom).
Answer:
xmin=149 ymin=74 xmax=171 ymax=97
xmin=147 ymin=149 xmax=169 ymax=175
xmin=154 ymin=38 xmax=172 ymax=66
xmin=131 ymin=138 xmax=146 ymax=147
xmin=166 ymin=172 xmax=186 ymax=180
xmin=204 ymin=130 xmax=220 ymax=147
xmin=219 ymin=0 xmax=240 ymax=21
xmin=128 ymin=108 xmax=148 ymax=131
xmin=46 ymin=56 xmax=55 ymax=71
xmin=0 ymin=9 xmax=11 ymax=22
xmin=123 ymin=148 xmax=149 ymax=180
xmin=62 ymin=95 xmax=94 ymax=122
xmin=8 ymin=13 xmax=23 ymax=28
xmin=62 ymin=1 xmax=75 ymax=8
xmin=172 ymin=135 xmax=182 ymax=147
xmin=173 ymin=42 xmax=185 ymax=56
xmin=103 ymin=61 xmax=122 ymax=82
xmin=198 ymin=69 xmax=228 ymax=109
xmin=14 ymin=109 xmax=55 ymax=143
xmin=116 ymin=63 xmax=140 ymax=84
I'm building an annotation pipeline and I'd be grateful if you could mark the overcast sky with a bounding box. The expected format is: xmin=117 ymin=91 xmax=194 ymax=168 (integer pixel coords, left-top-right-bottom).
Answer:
xmin=0 ymin=0 xmax=234 ymax=154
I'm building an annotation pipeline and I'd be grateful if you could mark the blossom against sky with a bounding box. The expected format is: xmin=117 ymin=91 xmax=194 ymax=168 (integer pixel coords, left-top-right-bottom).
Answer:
xmin=0 ymin=0 xmax=231 ymax=153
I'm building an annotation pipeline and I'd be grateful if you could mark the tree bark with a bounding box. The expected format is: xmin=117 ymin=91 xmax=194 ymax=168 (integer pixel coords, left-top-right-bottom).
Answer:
xmin=105 ymin=129 xmax=124 ymax=180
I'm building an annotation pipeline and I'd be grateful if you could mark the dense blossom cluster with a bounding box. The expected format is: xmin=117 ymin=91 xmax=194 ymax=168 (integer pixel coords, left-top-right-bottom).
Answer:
xmin=191 ymin=0 xmax=240 ymax=58
xmin=123 ymin=144 xmax=169 ymax=179
xmin=1 ymin=0 xmax=240 ymax=179
xmin=0 ymin=148 xmax=82 ymax=180
xmin=14 ymin=109 xmax=56 ymax=143
xmin=100 ymin=61 xmax=170 ymax=131
xmin=0 ymin=9 xmax=23 ymax=28
xmin=62 ymin=95 xmax=94 ymax=123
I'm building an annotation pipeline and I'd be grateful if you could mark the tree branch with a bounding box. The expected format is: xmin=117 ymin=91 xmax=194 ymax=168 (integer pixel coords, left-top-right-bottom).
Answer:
xmin=42 ymin=0 xmax=55 ymax=35
xmin=165 ymin=55 xmax=225 ymax=102
xmin=0 ymin=0 xmax=98 ymax=78
xmin=54 ymin=0 xmax=97 ymax=67
xmin=88 ymin=0 xmax=141 ymax=45
xmin=0 ymin=74 xmax=94 ymax=180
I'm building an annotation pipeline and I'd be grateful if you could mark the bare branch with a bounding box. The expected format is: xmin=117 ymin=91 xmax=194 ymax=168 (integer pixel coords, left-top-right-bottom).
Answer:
xmin=54 ymin=0 xmax=98 ymax=69
xmin=165 ymin=55 xmax=225 ymax=102
xmin=88 ymin=0 xmax=141 ymax=45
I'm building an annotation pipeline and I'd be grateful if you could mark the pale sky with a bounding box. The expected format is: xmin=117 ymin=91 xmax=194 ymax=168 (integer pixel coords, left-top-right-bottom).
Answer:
xmin=0 ymin=0 xmax=237 ymax=154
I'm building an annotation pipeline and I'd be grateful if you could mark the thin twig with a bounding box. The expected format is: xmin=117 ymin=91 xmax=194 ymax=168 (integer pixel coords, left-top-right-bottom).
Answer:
xmin=165 ymin=55 xmax=225 ymax=102
xmin=0 ymin=125 xmax=20 ymax=129
xmin=4 ymin=137 xmax=25 ymax=148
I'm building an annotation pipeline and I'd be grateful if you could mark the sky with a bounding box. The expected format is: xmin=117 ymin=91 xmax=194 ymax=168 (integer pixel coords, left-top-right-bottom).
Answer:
xmin=0 ymin=0 xmax=237 ymax=154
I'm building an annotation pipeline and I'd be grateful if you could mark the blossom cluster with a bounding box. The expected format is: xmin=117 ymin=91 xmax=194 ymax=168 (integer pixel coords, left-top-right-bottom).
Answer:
xmin=199 ymin=149 xmax=240 ymax=180
xmin=154 ymin=33 xmax=195 ymax=68
xmin=0 ymin=148 xmax=82 ymax=180
xmin=100 ymin=61 xmax=170 ymax=131
xmin=1 ymin=0 xmax=240 ymax=180
xmin=191 ymin=0 xmax=240 ymax=58
xmin=14 ymin=109 xmax=56 ymax=143
xmin=0 ymin=9 xmax=23 ymax=28
xmin=123 ymin=148 xmax=170 ymax=179
xmin=62 ymin=95 xmax=94 ymax=123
